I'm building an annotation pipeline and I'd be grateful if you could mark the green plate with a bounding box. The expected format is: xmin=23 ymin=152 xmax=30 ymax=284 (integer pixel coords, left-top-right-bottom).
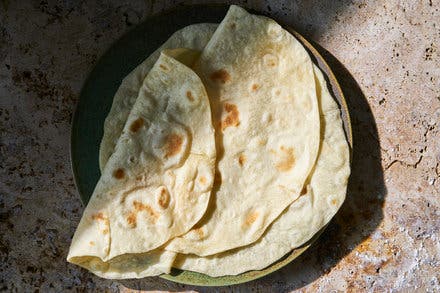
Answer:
xmin=70 ymin=4 xmax=352 ymax=287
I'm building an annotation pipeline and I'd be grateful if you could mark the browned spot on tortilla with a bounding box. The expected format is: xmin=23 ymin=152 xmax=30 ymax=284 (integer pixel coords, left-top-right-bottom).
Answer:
xmin=163 ymin=133 xmax=183 ymax=158
xmin=209 ymin=69 xmax=231 ymax=84
xmin=198 ymin=176 xmax=207 ymax=185
xmin=194 ymin=227 xmax=204 ymax=238
xmin=331 ymin=199 xmax=338 ymax=206
xmin=251 ymin=83 xmax=260 ymax=91
xmin=91 ymin=212 xmax=106 ymax=221
xmin=276 ymin=146 xmax=295 ymax=172
xmin=159 ymin=64 xmax=168 ymax=71
xmin=264 ymin=54 xmax=278 ymax=67
xmin=89 ymin=241 xmax=95 ymax=246
xmin=238 ymin=154 xmax=246 ymax=166
xmin=133 ymin=200 xmax=159 ymax=221
xmin=113 ymin=168 xmax=125 ymax=179
xmin=244 ymin=211 xmax=259 ymax=226
xmin=300 ymin=186 xmax=308 ymax=196
xmin=126 ymin=211 xmax=137 ymax=228
xmin=221 ymin=103 xmax=240 ymax=131
xmin=130 ymin=117 xmax=144 ymax=132
xmin=158 ymin=187 xmax=170 ymax=209
xmin=186 ymin=91 xmax=194 ymax=101
xmin=126 ymin=200 xmax=160 ymax=227
xmin=229 ymin=22 xmax=236 ymax=29
xmin=92 ymin=213 xmax=110 ymax=234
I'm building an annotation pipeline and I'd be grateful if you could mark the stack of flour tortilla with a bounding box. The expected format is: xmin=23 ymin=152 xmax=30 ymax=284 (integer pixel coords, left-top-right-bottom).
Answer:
xmin=67 ymin=5 xmax=350 ymax=279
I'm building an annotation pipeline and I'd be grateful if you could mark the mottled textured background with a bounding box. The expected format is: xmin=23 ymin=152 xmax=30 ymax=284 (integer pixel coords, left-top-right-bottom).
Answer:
xmin=0 ymin=0 xmax=439 ymax=292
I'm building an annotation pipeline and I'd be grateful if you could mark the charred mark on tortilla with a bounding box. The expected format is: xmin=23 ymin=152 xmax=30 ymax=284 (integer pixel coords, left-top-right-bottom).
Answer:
xmin=186 ymin=91 xmax=195 ymax=101
xmin=158 ymin=187 xmax=170 ymax=209
xmin=113 ymin=168 xmax=125 ymax=179
xmin=163 ymin=133 xmax=183 ymax=158
xmin=210 ymin=69 xmax=231 ymax=84
xmin=221 ymin=103 xmax=240 ymax=131
xmin=130 ymin=118 xmax=144 ymax=133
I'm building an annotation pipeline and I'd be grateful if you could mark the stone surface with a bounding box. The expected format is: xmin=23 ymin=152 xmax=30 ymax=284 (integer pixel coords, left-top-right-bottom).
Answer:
xmin=0 ymin=0 xmax=438 ymax=292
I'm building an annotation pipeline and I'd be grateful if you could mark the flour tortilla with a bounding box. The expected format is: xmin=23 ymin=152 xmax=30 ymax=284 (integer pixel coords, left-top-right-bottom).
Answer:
xmin=173 ymin=65 xmax=350 ymax=276
xmin=99 ymin=23 xmax=218 ymax=170
xmin=67 ymin=51 xmax=215 ymax=278
xmin=166 ymin=5 xmax=320 ymax=256
xmin=68 ymin=249 xmax=176 ymax=279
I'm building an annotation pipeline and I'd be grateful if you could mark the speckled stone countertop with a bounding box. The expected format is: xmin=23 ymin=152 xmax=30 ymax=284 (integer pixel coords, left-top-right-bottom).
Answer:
xmin=1 ymin=0 xmax=439 ymax=292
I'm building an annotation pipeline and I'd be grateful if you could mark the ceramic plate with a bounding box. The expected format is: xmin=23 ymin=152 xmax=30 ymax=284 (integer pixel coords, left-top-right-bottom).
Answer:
xmin=70 ymin=4 xmax=352 ymax=286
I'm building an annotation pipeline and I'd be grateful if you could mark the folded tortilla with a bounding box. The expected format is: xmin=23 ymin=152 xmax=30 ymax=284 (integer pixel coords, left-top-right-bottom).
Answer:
xmin=67 ymin=51 xmax=215 ymax=278
xmin=173 ymin=65 xmax=350 ymax=276
xmin=166 ymin=5 xmax=320 ymax=256
xmin=99 ymin=23 xmax=218 ymax=170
